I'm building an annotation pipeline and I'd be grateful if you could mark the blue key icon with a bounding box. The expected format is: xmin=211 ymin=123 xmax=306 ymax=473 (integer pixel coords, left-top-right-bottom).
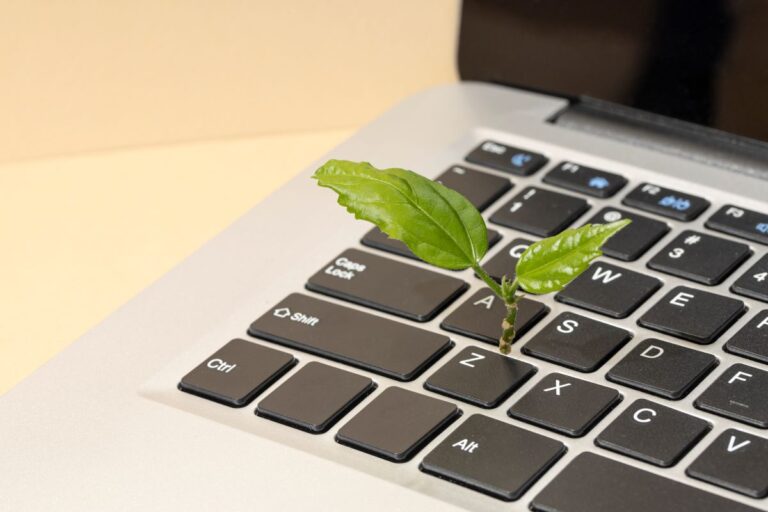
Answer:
xmin=659 ymin=195 xmax=691 ymax=211
xmin=589 ymin=177 xmax=610 ymax=190
xmin=510 ymin=153 xmax=532 ymax=168
xmin=757 ymin=223 xmax=768 ymax=235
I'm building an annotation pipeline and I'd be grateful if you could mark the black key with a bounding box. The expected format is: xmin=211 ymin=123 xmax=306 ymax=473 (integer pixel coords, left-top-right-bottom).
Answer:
xmin=638 ymin=286 xmax=746 ymax=344
xmin=306 ymin=248 xmax=467 ymax=322
xmin=595 ymin=399 xmax=711 ymax=467
xmin=508 ymin=373 xmax=621 ymax=437
xmin=707 ymin=204 xmax=768 ymax=245
xmin=543 ymin=161 xmax=627 ymax=198
xmin=584 ymin=207 xmax=669 ymax=261
xmin=481 ymin=238 xmax=534 ymax=282
xmin=732 ymin=254 xmax=768 ymax=303
xmin=556 ymin=262 xmax=661 ymax=318
xmin=695 ymin=363 xmax=768 ymax=428
xmin=489 ymin=186 xmax=589 ymax=237
xmin=424 ymin=347 xmax=536 ymax=408
xmin=434 ymin=165 xmax=512 ymax=211
xmin=179 ymin=339 xmax=296 ymax=407
xmin=522 ymin=312 xmax=632 ymax=372
xmin=607 ymin=339 xmax=717 ymax=399
xmin=687 ymin=429 xmax=768 ymax=498
xmin=531 ymin=452 xmax=760 ymax=512
xmin=725 ymin=310 xmax=768 ymax=364
xmin=248 ymin=294 xmax=451 ymax=381
xmin=420 ymin=414 xmax=565 ymax=501
xmin=336 ymin=387 xmax=460 ymax=462
xmin=440 ymin=288 xmax=548 ymax=345
xmin=623 ymin=182 xmax=710 ymax=221
xmin=362 ymin=227 xmax=501 ymax=263
xmin=465 ymin=140 xmax=547 ymax=176
xmin=256 ymin=362 xmax=375 ymax=433
xmin=647 ymin=230 xmax=751 ymax=285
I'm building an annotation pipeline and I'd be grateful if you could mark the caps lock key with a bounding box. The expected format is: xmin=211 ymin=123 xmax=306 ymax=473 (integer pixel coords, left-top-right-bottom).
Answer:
xmin=306 ymin=248 xmax=467 ymax=322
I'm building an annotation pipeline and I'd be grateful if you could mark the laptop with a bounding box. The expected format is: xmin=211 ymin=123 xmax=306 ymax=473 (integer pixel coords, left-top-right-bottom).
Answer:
xmin=3 ymin=1 xmax=768 ymax=510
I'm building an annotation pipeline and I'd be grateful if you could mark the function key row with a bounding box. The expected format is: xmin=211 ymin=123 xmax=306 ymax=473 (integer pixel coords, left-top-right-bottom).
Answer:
xmin=466 ymin=140 xmax=767 ymax=245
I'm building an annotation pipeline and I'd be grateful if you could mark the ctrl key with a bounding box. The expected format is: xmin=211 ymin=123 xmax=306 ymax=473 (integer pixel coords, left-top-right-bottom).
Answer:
xmin=421 ymin=414 xmax=565 ymax=501
xmin=179 ymin=339 xmax=296 ymax=407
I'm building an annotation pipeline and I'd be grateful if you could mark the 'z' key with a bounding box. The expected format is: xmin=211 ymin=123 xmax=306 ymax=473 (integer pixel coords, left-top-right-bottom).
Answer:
xmin=306 ymin=248 xmax=467 ymax=322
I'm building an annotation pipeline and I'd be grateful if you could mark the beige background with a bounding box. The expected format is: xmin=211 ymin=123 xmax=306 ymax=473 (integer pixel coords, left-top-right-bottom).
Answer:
xmin=0 ymin=1 xmax=459 ymax=394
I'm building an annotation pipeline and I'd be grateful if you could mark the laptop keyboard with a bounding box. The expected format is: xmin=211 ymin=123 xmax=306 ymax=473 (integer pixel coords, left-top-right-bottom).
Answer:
xmin=175 ymin=138 xmax=768 ymax=510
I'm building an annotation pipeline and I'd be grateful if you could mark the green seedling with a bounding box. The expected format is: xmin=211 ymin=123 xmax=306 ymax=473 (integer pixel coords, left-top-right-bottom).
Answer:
xmin=313 ymin=160 xmax=629 ymax=354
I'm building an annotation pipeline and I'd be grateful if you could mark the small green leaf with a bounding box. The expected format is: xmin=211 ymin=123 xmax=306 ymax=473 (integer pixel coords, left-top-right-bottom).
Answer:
xmin=515 ymin=220 xmax=631 ymax=294
xmin=312 ymin=160 xmax=488 ymax=270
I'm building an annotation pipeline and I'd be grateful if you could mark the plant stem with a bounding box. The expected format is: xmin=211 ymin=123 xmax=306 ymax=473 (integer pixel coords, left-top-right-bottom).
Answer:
xmin=472 ymin=263 xmax=520 ymax=354
xmin=472 ymin=263 xmax=503 ymax=298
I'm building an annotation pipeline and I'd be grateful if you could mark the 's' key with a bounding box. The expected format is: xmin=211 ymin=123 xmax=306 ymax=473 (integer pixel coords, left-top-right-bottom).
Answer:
xmin=440 ymin=287 xmax=548 ymax=345
xmin=306 ymin=248 xmax=467 ymax=322
xmin=522 ymin=312 xmax=632 ymax=372
xmin=489 ymin=186 xmax=589 ymax=237
xmin=249 ymin=294 xmax=451 ymax=381
xmin=706 ymin=204 xmax=768 ymax=245
xmin=420 ymin=414 xmax=565 ymax=501
xmin=531 ymin=452 xmax=760 ymax=512
xmin=623 ymin=182 xmax=710 ymax=221
xmin=647 ymin=230 xmax=751 ymax=285
xmin=179 ymin=339 xmax=296 ymax=407
xmin=695 ymin=363 xmax=768 ymax=428
xmin=687 ymin=429 xmax=768 ymax=498
xmin=638 ymin=286 xmax=745 ymax=344
xmin=336 ymin=387 xmax=460 ymax=462
xmin=424 ymin=347 xmax=536 ymax=408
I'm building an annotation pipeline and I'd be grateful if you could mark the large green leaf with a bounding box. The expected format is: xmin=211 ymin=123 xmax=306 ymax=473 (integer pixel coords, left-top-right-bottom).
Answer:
xmin=515 ymin=220 xmax=631 ymax=294
xmin=313 ymin=159 xmax=488 ymax=270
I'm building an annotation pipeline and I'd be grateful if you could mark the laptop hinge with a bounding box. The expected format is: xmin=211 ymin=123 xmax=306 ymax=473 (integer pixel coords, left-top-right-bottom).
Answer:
xmin=550 ymin=98 xmax=768 ymax=181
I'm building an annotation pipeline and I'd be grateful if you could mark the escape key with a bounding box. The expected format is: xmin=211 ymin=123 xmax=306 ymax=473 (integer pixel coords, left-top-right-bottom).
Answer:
xmin=465 ymin=140 xmax=547 ymax=176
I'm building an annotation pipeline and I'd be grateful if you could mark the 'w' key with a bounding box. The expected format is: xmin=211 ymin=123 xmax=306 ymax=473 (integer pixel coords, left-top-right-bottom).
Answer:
xmin=556 ymin=262 xmax=661 ymax=318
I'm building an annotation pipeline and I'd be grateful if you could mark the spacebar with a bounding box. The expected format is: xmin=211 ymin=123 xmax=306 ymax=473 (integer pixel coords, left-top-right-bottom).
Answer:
xmin=531 ymin=453 xmax=759 ymax=512
xmin=248 ymin=293 xmax=452 ymax=381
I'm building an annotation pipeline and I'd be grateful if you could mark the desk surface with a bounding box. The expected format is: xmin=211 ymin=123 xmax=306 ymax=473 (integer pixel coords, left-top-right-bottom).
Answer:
xmin=0 ymin=129 xmax=351 ymax=394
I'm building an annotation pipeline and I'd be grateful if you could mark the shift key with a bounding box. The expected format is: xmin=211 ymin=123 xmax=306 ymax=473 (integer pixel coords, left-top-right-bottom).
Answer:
xmin=306 ymin=248 xmax=468 ymax=321
xmin=249 ymin=293 xmax=452 ymax=381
